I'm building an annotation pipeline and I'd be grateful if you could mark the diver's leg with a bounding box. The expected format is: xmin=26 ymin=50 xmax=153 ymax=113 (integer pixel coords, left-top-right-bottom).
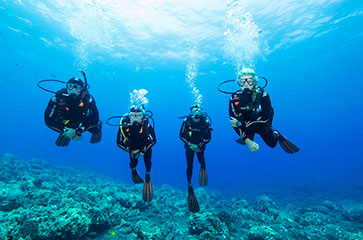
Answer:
xmin=143 ymin=148 xmax=152 ymax=173
xmin=186 ymin=146 xmax=195 ymax=184
xmin=196 ymin=149 xmax=208 ymax=187
xmin=196 ymin=149 xmax=206 ymax=169
xmin=259 ymin=125 xmax=278 ymax=148
xmin=129 ymin=155 xmax=138 ymax=169
xmin=185 ymin=145 xmax=199 ymax=211
xmin=88 ymin=121 xmax=102 ymax=144
xmin=130 ymin=155 xmax=143 ymax=184
xmin=142 ymin=148 xmax=153 ymax=202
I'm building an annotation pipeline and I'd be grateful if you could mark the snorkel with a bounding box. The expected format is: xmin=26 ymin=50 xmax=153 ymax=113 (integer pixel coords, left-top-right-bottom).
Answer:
xmin=78 ymin=69 xmax=88 ymax=99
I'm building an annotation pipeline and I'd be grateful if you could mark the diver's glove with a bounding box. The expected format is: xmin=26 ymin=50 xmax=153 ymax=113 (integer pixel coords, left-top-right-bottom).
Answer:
xmin=72 ymin=135 xmax=83 ymax=141
xmin=230 ymin=117 xmax=238 ymax=127
xmin=140 ymin=146 xmax=149 ymax=155
xmin=245 ymin=138 xmax=259 ymax=152
xmin=63 ymin=127 xmax=77 ymax=139
xmin=63 ymin=127 xmax=84 ymax=140
xmin=230 ymin=117 xmax=243 ymax=128
xmin=130 ymin=150 xmax=143 ymax=159
xmin=188 ymin=143 xmax=201 ymax=152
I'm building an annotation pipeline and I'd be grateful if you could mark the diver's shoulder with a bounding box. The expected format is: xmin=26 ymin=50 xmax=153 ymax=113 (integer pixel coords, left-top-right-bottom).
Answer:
xmin=184 ymin=115 xmax=193 ymax=122
xmin=56 ymin=88 xmax=67 ymax=94
xmin=85 ymin=92 xmax=95 ymax=102
xmin=122 ymin=117 xmax=131 ymax=125
xmin=231 ymin=90 xmax=242 ymax=98
xmin=51 ymin=88 xmax=67 ymax=102
xmin=258 ymin=87 xmax=269 ymax=97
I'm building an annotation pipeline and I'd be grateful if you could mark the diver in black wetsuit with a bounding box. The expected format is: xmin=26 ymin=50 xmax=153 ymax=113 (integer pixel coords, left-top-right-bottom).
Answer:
xmin=117 ymin=105 xmax=156 ymax=202
xmin=180 ymin=104 xmax=212 ymax=212
xmin=44 ymin=77 xmax=102 ymax=147
xmin=229 ymin=68 xmax=299 ymax=153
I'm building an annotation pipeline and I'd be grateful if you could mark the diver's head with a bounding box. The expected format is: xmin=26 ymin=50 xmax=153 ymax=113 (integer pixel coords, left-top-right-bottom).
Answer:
xmin=237 ymin=68 xmax=257 ymax=92
xmin=67 ymin=77 xmax=84 ymax=96
xmin=190 ymin=104 xmax=203 ymax=122
xmin=129 ymin=105 xmax=145 ymax=124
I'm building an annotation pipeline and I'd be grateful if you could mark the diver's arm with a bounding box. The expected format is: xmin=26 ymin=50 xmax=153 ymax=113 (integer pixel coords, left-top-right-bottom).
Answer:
xmin=229 ymin=95 xmax=246 ymax=128
xmin=260 ymin=91 xmax=273 ymax=122
xmin=228 ymin=96 xmax=238 ymax=119
xmin=179 ymin=118 xmax=189 ymax=144
xmin=142 ymin=124 xmax=156 ymax=153
xmin=229 ymin=95 xmax=247 ymax=141
xmin=116 ymin=127 xmax=129 ymax=152
xmin=198 ymin=120 xmax=212 ymax=149
xmin=83 ymin=95 xmax=99 ymax=131
xmin=44 ymin=96 xmax=64 ymax=133
xmin=149 ymin=124 xmax=156 ymax=145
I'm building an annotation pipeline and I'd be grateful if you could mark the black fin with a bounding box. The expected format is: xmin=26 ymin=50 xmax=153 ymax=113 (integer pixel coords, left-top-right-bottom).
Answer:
xmin=143 ymin=174 xmax=153 ymax=202
xmin=55 ymin=134 xmax=70 ymax=147
xmin=278 ymin=133 xmax=300 ymax=154
xmin=132 ymin=169 xmax=144 ymax=184
xmin=188 ymin=186 xmax=200 ymax=213
xmin=199 ymin=167 xmax=208 ymax=187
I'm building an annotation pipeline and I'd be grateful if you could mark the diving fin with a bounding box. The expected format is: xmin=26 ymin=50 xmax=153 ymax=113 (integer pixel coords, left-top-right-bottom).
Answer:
xmin=143 ymin=173 xmax=153 ymax=202
xmin=188 ymin=186 xmax=200 ymax=213
xmin=55 ymin=134 xmax=71 ymax=147
xmin=199 ymin=167 xmax=208 ymax=187
xmin=90 ymin=121 xmax=102 ymax=144
xmin=131 ymin=169 xmax=144 ymax=184
xmin=276 ymin=131 xmax=300 ymax=154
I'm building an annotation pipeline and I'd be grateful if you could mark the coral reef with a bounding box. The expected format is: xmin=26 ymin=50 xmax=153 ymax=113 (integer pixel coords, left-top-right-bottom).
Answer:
xmin=0 ymin=153 xmax=363 ymax=240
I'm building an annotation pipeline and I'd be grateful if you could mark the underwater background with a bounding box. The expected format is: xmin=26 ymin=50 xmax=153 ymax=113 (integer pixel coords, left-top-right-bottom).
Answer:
xmin=0 ymin=0 xmax=362 ymax=239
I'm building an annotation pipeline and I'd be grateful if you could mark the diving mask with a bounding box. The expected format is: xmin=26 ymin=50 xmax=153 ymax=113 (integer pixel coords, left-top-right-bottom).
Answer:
xmin=190 ymin=105 xmax=203 ymax=120
xmin=237 ymin=76 xmax=256 ymax=88
xmin=67 ymin=83 xmax=83 ymax=92
xmin=129 ymin=109 xmax=144 ymax=123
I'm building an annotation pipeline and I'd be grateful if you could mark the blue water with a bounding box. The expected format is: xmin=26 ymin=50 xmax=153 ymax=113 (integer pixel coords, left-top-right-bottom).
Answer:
xmin=0 ymin=0 xmax=362 ymax=201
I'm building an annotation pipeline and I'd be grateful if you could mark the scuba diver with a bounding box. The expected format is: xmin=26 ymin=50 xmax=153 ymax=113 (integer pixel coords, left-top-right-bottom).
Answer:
xmin=42 ymin=71 xmax=102 ymax=147
xmin=179 ymin=104 xmax=212 ymax=213
xmin=116 ymin=105 xmax=156 ymax=202
xmin=227 ymin=68 xmax=299 ymax=153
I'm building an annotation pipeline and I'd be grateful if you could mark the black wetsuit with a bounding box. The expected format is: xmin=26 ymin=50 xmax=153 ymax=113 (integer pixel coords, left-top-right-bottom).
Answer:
xmin=180 ymin=116 xmax=212 ymax=183
xmin=229 ymin=87 xmax=278 ymax=147
xmin=117 ymin=116 xmax=156 ymax=171
xmin=44 ymin=88 xmax=101 ymax=135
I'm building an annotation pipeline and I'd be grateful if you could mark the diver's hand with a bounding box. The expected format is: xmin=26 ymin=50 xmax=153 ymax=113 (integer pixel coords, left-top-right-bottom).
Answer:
xmin=72 ymin=135 xmax=83 ymax=141
xmin=230 ymin=117 xmax=239 ymax=127
xmin=245 ymin=138 xmax=259 ymax=152
xmin=131 ymin=150 xmax=141 ymax=158
xmin=63 ymin=128 xmax=77 ymax=139
xmin=188 ymin=143 xmax=201 ymax=152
